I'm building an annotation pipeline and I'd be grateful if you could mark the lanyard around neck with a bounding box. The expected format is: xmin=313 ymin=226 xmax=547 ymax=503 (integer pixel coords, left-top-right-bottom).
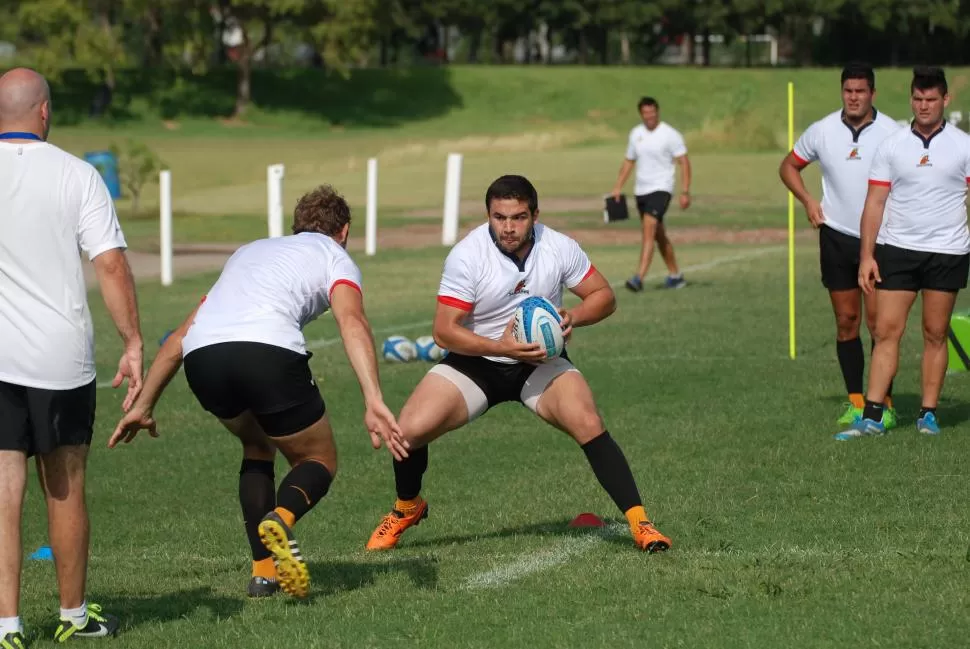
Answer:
xmin=0 ymin=132 xmax=42 ymax=141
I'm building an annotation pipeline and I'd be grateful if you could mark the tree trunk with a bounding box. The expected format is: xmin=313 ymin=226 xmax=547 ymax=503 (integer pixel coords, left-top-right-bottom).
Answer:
xmin=620 ymin=31 xmax=630 ymax=65
xmin=145 ymin=6 xmax=163 ymax=67
xmin=745 ymin=34 xmax=752 ymax=66
xmin=600 ymin=27 xmax=608 ymax=64
xmin=578 ymin=28 xmax=588 ymax=64
xmin=234 ymin=26 xmax=251 ymax=118
xmin=442 ymin=25 xmax=450 ymax=63
xmin=685 ymin=32 xmax=695 ymax=65
xmin=701 ymin=29 xmax=711 ymax=66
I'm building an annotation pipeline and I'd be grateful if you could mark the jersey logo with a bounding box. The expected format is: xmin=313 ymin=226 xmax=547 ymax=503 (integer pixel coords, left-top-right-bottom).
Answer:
xmin=918 ymin=154 xmax=932 ymax=167
xmin=846 ymin=147 xmax=861 ymax=160
xmin=507 ymin=279 xmax=530 ymax=296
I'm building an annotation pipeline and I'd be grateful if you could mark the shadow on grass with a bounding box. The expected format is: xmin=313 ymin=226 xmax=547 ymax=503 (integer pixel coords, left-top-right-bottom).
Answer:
xmin=400 ymin=517 xmax=630 ymax=551
xmin=92 ymin=587 xmax=244 ymax=631
xmin=50 ymin=67 xmax=462 ymax=129
xmin=292 ymin=556 xmax=439 ymax=603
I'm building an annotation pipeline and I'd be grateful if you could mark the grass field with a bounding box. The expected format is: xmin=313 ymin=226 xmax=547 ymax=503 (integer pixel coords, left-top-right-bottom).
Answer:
xmin=14 ymin=240 xmax=970 ymax=648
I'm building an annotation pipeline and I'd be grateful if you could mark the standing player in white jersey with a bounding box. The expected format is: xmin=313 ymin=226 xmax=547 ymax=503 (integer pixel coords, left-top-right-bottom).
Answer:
xmin=836 ymin=67 xmax=970 ymax=440
xmin=110 ymin=185 xmax=408 ymax=599
xmin=364 ymin=175 xmax=671 ymax=553
xmin=779 ymin=63 xmax=901 ymax=428
xmin=610 ymin=96 xmax=692 ymax=291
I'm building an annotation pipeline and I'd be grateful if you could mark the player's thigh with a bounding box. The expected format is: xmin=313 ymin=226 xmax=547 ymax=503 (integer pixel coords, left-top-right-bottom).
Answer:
xmin=920 ymin=289 xmax=959 ymax=342
xmin=873 ymin=289 xmax=918 ymax=340
xmin=217 ymin=410 xmax=275 ymax=459
xmin=399 ymin=368 xmax=475 ymax=448
xmin=25 ymin=381 xmax=95 ymax=499
xmin=528 ymin=359 xmax=603 ymax=444
xmin=35 ymin=445 xmax=89 ymax=502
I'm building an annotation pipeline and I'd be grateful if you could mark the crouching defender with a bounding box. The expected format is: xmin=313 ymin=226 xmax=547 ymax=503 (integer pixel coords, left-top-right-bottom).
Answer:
xmin=111 ymin=185 xmax=407 ymax=599
xmin=365 ymin=175 xmax=671 ymax=553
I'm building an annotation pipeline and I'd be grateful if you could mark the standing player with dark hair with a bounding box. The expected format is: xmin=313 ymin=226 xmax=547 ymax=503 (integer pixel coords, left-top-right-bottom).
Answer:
xmin=837 ymin=66 xmax=970 ymax=440
xmin=364 ymin=174 xmax=671 ymax=553
xmin=610 ymin=96 xmax=692 ymax=291
xmin=111 ymin=185 xmax=408 ymax=599
xmin=779 ymin=62 xmax=901 ymax=428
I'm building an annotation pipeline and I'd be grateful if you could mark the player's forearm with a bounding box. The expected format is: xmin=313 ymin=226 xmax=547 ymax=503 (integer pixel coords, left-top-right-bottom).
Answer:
xmin=338 ymin=315 xmax=384 ymax=404
xmin=568 ymin=288 xmax=616 ymax=327
xmin=859 ymin=201 xmax=886 ymax=259
xmin=679 ymin=158 xmax=691 ymax=193
xmin=779 ymin=161 xmax=813 ymax=206
xmin=434 ymin=323 xmax=503 ymax=357
xmin=135 ymin=334 xmax=184 ymax=411
xmin=613 ymin=160 xmax=634 ymax=190
xmin=95 ymin=251 xmax=143 ymax=349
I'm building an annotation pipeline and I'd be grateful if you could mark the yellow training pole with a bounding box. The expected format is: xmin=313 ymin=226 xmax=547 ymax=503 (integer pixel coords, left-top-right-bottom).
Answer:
xmin=788 ymin=81 xmax=796 ymax=359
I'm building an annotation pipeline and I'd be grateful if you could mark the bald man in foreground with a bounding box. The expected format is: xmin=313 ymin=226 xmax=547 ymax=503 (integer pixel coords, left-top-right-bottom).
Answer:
xmin=0 ymin=68 xmax=142 ymax=646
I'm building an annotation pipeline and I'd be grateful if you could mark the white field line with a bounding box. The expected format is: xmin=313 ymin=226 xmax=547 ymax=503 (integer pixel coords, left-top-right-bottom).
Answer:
xmin=95 ymin=246 xmax=783 ymax=389
xmin=462 ymin=523 xmax=627 ymax=591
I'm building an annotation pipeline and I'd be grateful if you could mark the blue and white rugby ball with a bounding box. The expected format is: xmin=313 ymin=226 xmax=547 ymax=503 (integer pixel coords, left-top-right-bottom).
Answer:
xmin=382 ymin=335 xmax=417 ymax=363
xmin=512 ymin=296 xmax=565 ymax=361
xmin=415 ymin=335 xmax=447 ymax=362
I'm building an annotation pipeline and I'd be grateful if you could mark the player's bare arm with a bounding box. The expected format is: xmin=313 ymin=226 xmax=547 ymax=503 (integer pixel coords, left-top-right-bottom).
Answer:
xmin=610 ymin=158 xmax=635 ymax=201
xmin=432 ymin=302 xmax=547 ymax=363
xmin=330 ymin=283 xmax=409 ymax=460
xmin=108 ymin=301 xmax=203 ymax=447
xmin=676 ymin=154 xmax=692 ymax=209
xmin=92 ymin=247 xmax=144 ymax=410
xmin=779 ymin=153 xmax=825 ymax=227
xmin=857 ymin=182 xmax=891 ymax=295
xmin=562 ymin=269 xmax=616 ymax=335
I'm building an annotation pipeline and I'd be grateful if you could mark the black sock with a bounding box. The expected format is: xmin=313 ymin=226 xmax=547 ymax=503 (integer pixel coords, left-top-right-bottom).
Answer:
xmin=862 ymin=400 xmax=884 ymax=422
xmin=276 ymin=460 xmax=333 ymax=525
xmin=393 ymin=445 xmax=428 ymax=501
xmin=919 ymin=406 xmax=936 ymax=419
xmin=871 ymin=339 xmax=895 ymax=399
xmin=239 ymin=459 xmax=275 ymax=561
xmin=837 ymin=338 xmax=865 ymax=395
xmin=581 ymin=432 xmax=642 ymax=514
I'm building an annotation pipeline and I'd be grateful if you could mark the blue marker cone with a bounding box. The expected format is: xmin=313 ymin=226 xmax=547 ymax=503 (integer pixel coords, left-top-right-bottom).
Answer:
xmin=28 ymin=545 xmax=53 ymax=561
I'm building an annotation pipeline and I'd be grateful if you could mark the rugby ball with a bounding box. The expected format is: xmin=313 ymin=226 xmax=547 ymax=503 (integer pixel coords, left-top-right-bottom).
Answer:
xmin=512 ymin=296 xmax=565 ymax=361
xmin=415 ymin=335 xmax=447 ymax=362
xmin=382 ymin=335 xmax=417 ymax=363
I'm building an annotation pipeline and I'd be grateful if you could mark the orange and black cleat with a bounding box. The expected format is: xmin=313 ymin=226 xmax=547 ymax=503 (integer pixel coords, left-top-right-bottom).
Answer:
xmin=632 ymin=520 xmax=671 ymax=553
xmin=365 ymin=499 xmax=429 ymax=550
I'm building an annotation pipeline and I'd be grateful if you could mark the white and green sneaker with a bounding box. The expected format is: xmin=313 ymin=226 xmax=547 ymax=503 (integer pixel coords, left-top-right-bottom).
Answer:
xmin=1 ymin=631 xmax=28 ymax=649
xmin=53 ymin=603 xmax=118 ymax=642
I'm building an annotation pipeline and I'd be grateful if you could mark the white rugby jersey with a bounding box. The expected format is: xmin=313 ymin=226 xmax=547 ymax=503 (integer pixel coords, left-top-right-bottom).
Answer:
xmin=0 ymin=140 xmax=127 ymax=390
xmin=625 ymin=122 xmax=688 ymax=195
xmin=868 ymin=122 xmax=970 ymax=255
xmin=182 ymin=232 xmax=362 ymax=356
xmin=792 ymin=108 xmax=900 ymax=237
xmin=437 ymin=223 xmax=595 ymax=364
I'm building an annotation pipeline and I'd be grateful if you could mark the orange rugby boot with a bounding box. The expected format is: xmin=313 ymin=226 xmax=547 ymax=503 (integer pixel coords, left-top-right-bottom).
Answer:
xmin=365 ymin=498 xmax=429 ymax=550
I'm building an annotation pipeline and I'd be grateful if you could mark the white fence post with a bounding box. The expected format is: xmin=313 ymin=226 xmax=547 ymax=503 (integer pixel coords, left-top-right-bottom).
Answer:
xmin=159 ymin=170 xmax=173 ymax=287
xmin=442 ymin=153 xmax=463 ymax=246
xmin=267 ymin=163 xmax=285 ymax=238
xmin=366 ymin=158 xmax=378 ymax=256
